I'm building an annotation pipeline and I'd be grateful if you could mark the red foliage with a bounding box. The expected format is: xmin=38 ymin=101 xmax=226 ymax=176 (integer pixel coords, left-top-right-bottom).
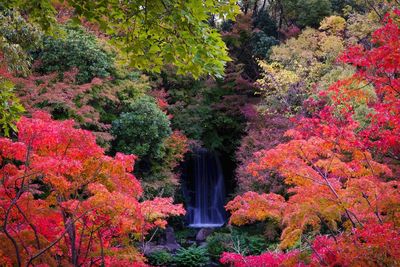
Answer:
xmin=311 ymin=222 xmax=400 ymax=266
xmin=340 ymin=11 xmax=400 ymax=157
xmin=149 ymin=89 xmax=172 ymax=119
xmin=53 ymin=2 xmax=107 ymax=38
xmin=224 ymin=11 xmax=400 ymax=266
xmin=163 ymin=130 xmax=190 ymax=169
xmin=141 ymin=197 xmax=186 ymax=230
xmin=235 ymin=109 xmax=292 ymax=192
xmin=221 ymin=223 xmax=400 ymax=267
xmin=220 ymin=250 xmax=303 ymax=267
xmin=0 ymin=111 xmax=185 ymax=266
xmin=279 ymin=24 xmax=301 ymax=39
xmin=11 ymin=68 xmax=107 ymax=129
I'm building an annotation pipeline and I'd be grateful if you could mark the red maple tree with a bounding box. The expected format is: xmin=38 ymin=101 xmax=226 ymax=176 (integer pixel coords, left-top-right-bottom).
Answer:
xmin=0 ymin=111 xmax=185 ymax=266
xmin=223 ymin=10 xmax=400 ymax=266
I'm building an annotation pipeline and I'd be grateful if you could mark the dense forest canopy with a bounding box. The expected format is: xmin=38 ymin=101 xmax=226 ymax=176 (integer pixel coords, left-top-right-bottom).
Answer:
xmin=0 ymin=0 xmax=400 ymax=266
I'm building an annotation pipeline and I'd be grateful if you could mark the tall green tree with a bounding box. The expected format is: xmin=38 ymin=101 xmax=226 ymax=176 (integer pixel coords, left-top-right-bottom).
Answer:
xmin=2 ymin=0 xmax=239 ymax=78
xmin=0 ymin=10 xmax=41 ymax=136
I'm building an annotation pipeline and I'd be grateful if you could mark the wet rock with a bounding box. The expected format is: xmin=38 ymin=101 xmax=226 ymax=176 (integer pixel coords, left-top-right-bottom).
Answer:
xmin=165 ymin=227 xmax=178 ymax=245
xmin=196 ymin=228 xmax=213 ymax=242
xmin=144 ymin=242 xmax=181 ymax=255
xmin=143 ymin=243 xmax=165 ymax=255
xmin=162 ymin=227 xmax=180 ymax=251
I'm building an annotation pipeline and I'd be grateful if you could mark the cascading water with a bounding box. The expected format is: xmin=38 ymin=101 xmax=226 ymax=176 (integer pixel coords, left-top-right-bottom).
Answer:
xmin=182 ymin=148 xmax=226 ymax=228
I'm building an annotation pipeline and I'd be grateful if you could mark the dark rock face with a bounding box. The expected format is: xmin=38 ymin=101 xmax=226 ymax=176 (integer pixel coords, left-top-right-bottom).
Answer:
xmin=162 ymin=227 xmax=181 ymax=251
xmin=196 ymin=228 xmax=213 ymax=243
xmin=144 ymin=227 xmax=181 ymax=255
xmin=165 ymin=227 xmax=178 ymax=244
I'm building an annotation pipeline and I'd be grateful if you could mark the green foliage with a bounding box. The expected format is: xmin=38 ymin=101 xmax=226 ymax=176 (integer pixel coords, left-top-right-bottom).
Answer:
xmin=206 ymin=232 xmax=232 ymax=260
xmin=0 ymin=9 xmax=41 ymax=75
xmin=89 ymin=72 xmax=150 ymax=126
xmin=253 ymin=10 xmax=278 ymax=37
xmin=270 ymin=27 xmax=344 ymax=81
xmin=175 ymin=228 xmax=198 ymax=245
xmin=174 ymin=245 xmax=210 ymax=267
xmin=285 ymin=0 xmax=332 ymax=27
xmin=169 ymin=96 xmax=210 ymax=142
xmin=0 ymin=79 xmax=24 ymax=136
xmin=35 ymin=25 xmax=114 ymax=83
xmin=298 ymin=0 xmax=332 ymax=27
xmin=251 ymin=32 xmax=279 ymax=59
xmin=243 ymin=234 xmax=268 ymax=255
xmin=0 ymin=9 xmax=39 ymax=136
xmin=251 ymin=10 xmax=280 ymax=60
xmin=141 ymin=130 xmax=189 ymax=197
xmin=317 ymin=65 xmax=355 ymax=92
xmin=257 ymin=61 xmax=302 ymax=115
xmin=5 ymin=0 xmax=240 ymax=78
xmin=319 ymin=15 xmax=346 ymax=35
xmin=171 ymin=91 xmax=244 ymax=153
xmin=111 ymin=95 xmax=171 ymax=160
xmin=205 ymin=225 xmax=276 ymax=260
xmin=139 ymin=171 xmax=177 ymax=198
xmin=0 ymin=0 xmax=57 ymax=31
xmin=230 ymin=229 xmax=268 ymax=256
xmin=147 ymin=250 xmax=173 ymax=266
xmin=165 ymin=72 xmax=245 ymax=155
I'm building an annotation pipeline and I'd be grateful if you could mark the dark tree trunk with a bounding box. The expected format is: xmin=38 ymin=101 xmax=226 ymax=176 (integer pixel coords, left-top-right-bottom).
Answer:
xmin=253 ymin=0 xmax=259 ymax=16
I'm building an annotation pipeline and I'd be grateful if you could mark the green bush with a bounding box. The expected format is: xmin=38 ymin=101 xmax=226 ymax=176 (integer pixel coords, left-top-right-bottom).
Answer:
xmin=253 ymin=10 xmax=278 ymax=37
xmin=246 ymin=235 xmax=268 ymax=255
xmin=0 ymin=9 xmax=42 ymax=75
xmin=35 ymin=24 xmax=114 ymax=83
xmin=206 ymin=232 xmax=231 ymax=260
xmin=147 ymin=250 xmax=173 ymax=266
xmin=251 ymin=32 xmax=279 ymax=59
xmin=0 ymin=79 xmax=25 ymax=136
xmin=173 ymin=245 xmax=210 ymax=267
xmin=287 ymin=0 xmax=332 ymax=27
xmin=88 ymin=72 xmax=150 ymax=125
xmin=175 ymin=228 xmax=198 ymax=245
xmin=166 ymin=73 xmax=245 ymax=155
xmin=230 ymin=229 xmax=268 ymax=256
xmin=111 ymin=95 xmax=171 ymax=160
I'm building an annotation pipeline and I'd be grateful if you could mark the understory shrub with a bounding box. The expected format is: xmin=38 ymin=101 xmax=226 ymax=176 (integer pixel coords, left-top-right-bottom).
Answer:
xmin=147 ymin=250 xmax=173 ymax=266
xmin=173 ymin=245 xmax=210 ymax=267
xmin=206 ymin=232 xmax=232 ymax=260
xmin=111 ymin=95 xmax=171 ymax=160
xmin=231 ymin=230 xmax=268 ymax=256
xmin=34 ymin=24 xmax=114 ymax=83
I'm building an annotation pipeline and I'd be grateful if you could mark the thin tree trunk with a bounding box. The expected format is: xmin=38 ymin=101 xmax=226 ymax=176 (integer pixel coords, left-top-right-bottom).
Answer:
xmin=253 ymin=0 xmax=259 ymax=16
xmin=261 ymin=0 xmax=267 ymax=11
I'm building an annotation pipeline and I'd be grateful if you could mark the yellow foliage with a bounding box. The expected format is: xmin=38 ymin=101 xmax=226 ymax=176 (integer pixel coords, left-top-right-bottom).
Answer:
xmin=280 ymin=228 xmax=302 ymax=249
xmin=346 ymin=12 xmax=380 ymax=45
xmin=319 ymin=16 xmax=346 ymax=35
xmin=257 ymin=61 xmax=300 ymax=94
xmin=257 ymin=25 xmax=346 ymax=115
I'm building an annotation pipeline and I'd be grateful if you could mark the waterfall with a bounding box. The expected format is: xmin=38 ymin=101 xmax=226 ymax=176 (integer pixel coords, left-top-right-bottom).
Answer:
xmin=183 ymin=148 xmax=226 ymax=228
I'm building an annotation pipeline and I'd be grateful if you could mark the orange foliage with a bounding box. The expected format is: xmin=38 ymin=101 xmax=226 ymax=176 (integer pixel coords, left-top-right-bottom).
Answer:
xmin=0 ymin=111 xmax=185 ymax=266
xmin=225 ymin=191 xmax=285 ymax=226
xmin=226 ymin=12 xmax=400 ymax=256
